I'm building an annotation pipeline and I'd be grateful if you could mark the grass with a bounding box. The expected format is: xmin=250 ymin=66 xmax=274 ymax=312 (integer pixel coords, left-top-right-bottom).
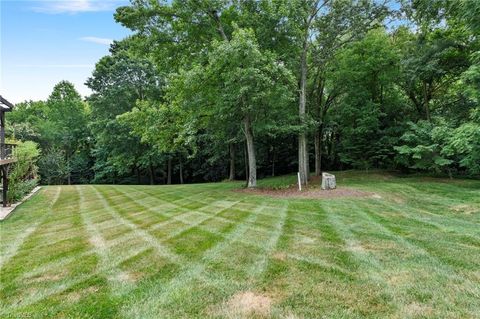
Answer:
xmin=1 ymin=171 xmax=479 ymax=318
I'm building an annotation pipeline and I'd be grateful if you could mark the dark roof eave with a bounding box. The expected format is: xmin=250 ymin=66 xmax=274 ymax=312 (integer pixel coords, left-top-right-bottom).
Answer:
xmin=0 ymin=95 xmax=14 ymax=111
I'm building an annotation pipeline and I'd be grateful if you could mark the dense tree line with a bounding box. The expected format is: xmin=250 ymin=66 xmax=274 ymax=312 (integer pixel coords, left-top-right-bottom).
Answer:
xmin=8 ymin=0 xmax=480 ymax=186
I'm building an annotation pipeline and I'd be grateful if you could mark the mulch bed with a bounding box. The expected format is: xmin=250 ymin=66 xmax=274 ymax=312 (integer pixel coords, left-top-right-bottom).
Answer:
xmin=235 ymin=186 xmax=375 ymax=199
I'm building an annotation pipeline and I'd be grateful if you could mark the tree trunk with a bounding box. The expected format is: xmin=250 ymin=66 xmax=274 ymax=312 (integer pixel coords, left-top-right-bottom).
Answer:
xmin=244 ymin=141 xmax=249 ymax=183
xmin=243 ymin=115 xmax=256 ymax=188
xmin=179 ymin=159 xmax=184 ymax=184
xmin=136 ymin=167 xmax=141 ymax=184
xmin=149 ymin=163 xmax=155 ymax=185
xmin=66 ymin=154 xmax=71 ymax=185
xmin=423 ymin=82 xmax=431 ymax=122
xmin=2 ymin=166 xmax=8 ymax=207
xmin=424 ymin=101 xmax=431 ymax=122
xmin=228 ymin=143 xmax=235 ymax=181
xmin=167 ymin=158 xmax=172 ymax=185
xmin=298 ymin=38 xmax=309 ymax=186
xmin=271 ymin=146 xmax=276 ymax=177
xmin=314 ymin=129 xmax=322 ymax=176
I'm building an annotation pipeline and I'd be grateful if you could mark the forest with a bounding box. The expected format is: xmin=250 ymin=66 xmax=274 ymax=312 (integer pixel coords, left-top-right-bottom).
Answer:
xmin=8 ymin=0 xmax=480 ymax=188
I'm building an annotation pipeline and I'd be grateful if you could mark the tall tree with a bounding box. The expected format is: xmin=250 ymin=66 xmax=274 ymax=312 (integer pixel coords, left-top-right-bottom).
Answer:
xmin=283 ymin=0 xmax=388 ymax=184
xmin=86 ymin=43 xmax=163 ymax=183
xmin=44 ymin=81 xmax=89 ymax=184
xmin=205 ymin=28 xmax=294 ymax=187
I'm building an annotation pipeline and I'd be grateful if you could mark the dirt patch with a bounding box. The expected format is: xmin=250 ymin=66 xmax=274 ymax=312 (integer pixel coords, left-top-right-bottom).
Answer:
xmin=346 ymin=242 xmax=367 ymax=253
xmin=89 ymin=235 xmax=106 ymax=249
xmin=450 ymin=204 xmax=478 ymax=215
xmin=235 ymin=186 xmax=375 ymax=199
xmin=403 ymin=302 xmax=434 ymax=317
xmin=67 ymin=292 xmax=82 ymax=303
xmin=226 ymin=291 xmax=272 ymax=317
xmin=386 ymin=271 xmax=412 ymax=286
xmin=470 ymin=270 xmax=480 ymax=281
xmin=298 ymin=235 xmax=316 ymax=244
xmin=67 ymin=286 xmax=100 ymax=302
xmin=28 ymin=272 xmax=64 ymax=283
xmin=109 ymin=271 xmax=141 ymax=283
xmin=346 ymin=240 xmax=400 ymax=254
xmin=272 ymin=252 xmax=287 ymax=261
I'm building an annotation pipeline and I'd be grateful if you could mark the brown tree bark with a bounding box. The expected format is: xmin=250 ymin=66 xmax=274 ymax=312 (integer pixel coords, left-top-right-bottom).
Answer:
xmin=167 ymin=158 xmax=172 ymax=185
xmin=314 ymin=129 xmax=322 ymax=176
xmin=298 ymin=37 xmax=309 ymax=186
xmin=298 ymin=0 xmax=323 ymax=186
xmin=244 ymin=142 xmax=248 ymax=184
xmin=179 ymin=159 xmax=184 ymax=184
xmin=243 ymin=115 xmax=256 ymax=188
xmin=66 ymin=154 xmax=71 ymax=185
xmin=271 ymin=145 xmax=276 ymax=177
xmin=149 ymin=163 xmax=155 ymax=185
xmin=228 ymin=143 xmax=235 ymax=181
xmin=423 ymin=82 xmax=431 ymax=122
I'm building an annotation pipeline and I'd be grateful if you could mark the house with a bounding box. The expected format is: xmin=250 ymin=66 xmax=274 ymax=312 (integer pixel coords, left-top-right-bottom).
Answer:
xmin=0 ymin=95 xmax=17 ymax=207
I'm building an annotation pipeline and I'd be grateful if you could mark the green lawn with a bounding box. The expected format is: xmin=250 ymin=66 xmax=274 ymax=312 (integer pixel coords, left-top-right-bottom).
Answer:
xmin=1 ymin=172 xmax=479 ymax=318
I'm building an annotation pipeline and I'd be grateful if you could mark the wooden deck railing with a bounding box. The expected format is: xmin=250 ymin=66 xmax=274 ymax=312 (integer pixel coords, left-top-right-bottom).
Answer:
xmin=0 ymin=143 xmax=17 ymax=161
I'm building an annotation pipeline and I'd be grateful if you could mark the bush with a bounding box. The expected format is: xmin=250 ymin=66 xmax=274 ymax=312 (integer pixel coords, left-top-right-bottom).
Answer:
xmin=395 ymin=117 xmax=480 ymax=177
xmin=6 ymin=140 xmax=40 ymax=203
xmin=38 ymin=147 xmax=69 ymax=185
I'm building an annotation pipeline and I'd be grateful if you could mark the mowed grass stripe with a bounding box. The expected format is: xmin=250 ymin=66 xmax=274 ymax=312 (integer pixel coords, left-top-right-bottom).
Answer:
xmin=114 ymin=186 xmax=249 ymax=242
xmin=0 ymin=187 xmax=61 ymax=269
xmin=103 ymin=186 xmax=189 ymax=230
xmin=322 ymin=200 xmax=407 ymax=302
xmin=355 ymin=199 xmax=480 ymax=270
xmin=129 ymin=185 xmax=290 ymax=235
xmin=2 ymin=186 xmax=168 ymax=312
xmin=2 ymin=172 xmax=480 ymax=318
xmin=90 ymin=186 xmax=183 ymax=263
xmin=1 ymin=187 xmax=97 ymax=313
xmin=369 ymin=198 xmax=480 ymax=258
xmin=324 ymin=199 xmax=480 ymax=317
xmin=355 ymin=200 xmax=480 ymax=292
xmin=113 ymin=186 xmax=227 ymax=238
xmin=350 ymin=198 xmax=479 ymax=279
xmin=121 ymin=203 xmax=272 ymax=318
xmin=76 ymin=186 xmax=136 ymax=296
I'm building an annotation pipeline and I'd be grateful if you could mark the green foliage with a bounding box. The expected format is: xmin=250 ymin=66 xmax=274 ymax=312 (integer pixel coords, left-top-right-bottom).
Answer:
xmin=332 ymin=29 xmax=404 ymax=169
xmin=6 ymin=101 xmax=46 ymax=143
xmin=7 ymin=0 xmax=480 ymax=183
xmin=396 ymin=113 xmax=480 ymax=176
xmin=395 ymin=120 xmax=454 ymax=172
xmin=86 ymin=44 xmax=163 ymax=183
xmin=38 ymin=148 xmax=70 ymax=185
xmin=446 ymin=122 xmax=480 ymax=174
xmin=7 ymin=82 xmax=91 ymax=185
xmin=201 ymin=27 xmax=295 ymax=133
xmin=7 ymin=141 xmax=40 ymax=202
xmin=45 ymin=81 xmax=89 ymax=151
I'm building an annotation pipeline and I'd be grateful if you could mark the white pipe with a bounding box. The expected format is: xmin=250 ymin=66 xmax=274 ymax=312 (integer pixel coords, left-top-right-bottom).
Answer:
xmin=297 ymin=172 xmax=302 ymax=191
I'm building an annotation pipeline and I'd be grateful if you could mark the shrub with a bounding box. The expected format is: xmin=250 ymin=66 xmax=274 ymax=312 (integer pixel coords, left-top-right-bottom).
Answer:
xmin=38 ymin=147 xmax=69 ymax=185
xmin=6 ymin=140 xmax=40 ymax=203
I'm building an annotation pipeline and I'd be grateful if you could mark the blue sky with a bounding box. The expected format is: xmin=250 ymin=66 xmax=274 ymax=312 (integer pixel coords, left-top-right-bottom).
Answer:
xmin=1 ymin=0 xmax=131 ymax=103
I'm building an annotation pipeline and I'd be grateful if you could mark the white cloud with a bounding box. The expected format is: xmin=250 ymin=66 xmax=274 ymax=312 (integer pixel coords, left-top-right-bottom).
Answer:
xmin=80 ymin=36 xmax=113 ymax=45
xmin=31 ymin=0 xmax=124 ymax=14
